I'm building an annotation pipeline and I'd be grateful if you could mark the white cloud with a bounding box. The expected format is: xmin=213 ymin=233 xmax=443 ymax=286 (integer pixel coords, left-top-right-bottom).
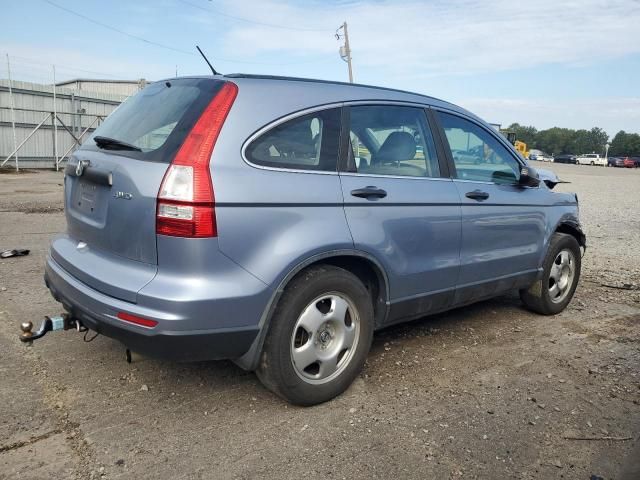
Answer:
xmin=219 ymin=0 xmax=640 ymax=76
xmin=3 ymin=1 xmax=639 ymax=133
xmin=0 ymin=44 xmax=173 ymax=83
xmin=213 ymin=0 xmax=640 ymax=132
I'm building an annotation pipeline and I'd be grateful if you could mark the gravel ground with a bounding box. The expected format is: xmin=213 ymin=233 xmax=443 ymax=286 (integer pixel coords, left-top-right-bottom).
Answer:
xmin=0 ymin=163 xmax=638 ymax=479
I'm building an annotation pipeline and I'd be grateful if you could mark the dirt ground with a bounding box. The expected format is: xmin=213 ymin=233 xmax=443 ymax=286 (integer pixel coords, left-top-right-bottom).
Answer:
xmin=0 ymin=163 xmax=638 ymax=480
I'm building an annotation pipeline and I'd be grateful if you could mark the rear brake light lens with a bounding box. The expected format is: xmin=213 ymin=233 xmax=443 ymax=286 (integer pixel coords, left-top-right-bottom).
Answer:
xmin=157 ymin=82 xmax=238 ymax=238
xmin=117 ymin=312 xmax=158 ymax=328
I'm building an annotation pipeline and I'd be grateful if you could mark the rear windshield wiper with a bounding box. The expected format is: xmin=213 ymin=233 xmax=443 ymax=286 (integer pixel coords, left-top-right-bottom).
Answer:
xmin=94 ymin=136 xmax=142 ymax=152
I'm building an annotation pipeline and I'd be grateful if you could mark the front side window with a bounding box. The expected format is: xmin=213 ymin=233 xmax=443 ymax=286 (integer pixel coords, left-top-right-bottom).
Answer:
xmin=438 ymin=112 xmax=521 ymax=184
xmin=347 ymin=105 xmax=440 ymax=178
xmin=246 ymin=108 xmax=341 ymax=171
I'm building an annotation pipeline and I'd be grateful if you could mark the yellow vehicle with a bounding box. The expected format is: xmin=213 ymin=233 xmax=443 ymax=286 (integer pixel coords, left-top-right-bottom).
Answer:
xmin=514 ymin=140 xmax=529 ymax=159
xmin=499 ymin=128 xmax=529 ymax=159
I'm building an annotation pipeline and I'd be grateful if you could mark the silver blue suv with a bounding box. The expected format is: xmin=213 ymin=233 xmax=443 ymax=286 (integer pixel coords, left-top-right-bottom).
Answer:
xmin=45 ymin=75 xmax=585 ymax=405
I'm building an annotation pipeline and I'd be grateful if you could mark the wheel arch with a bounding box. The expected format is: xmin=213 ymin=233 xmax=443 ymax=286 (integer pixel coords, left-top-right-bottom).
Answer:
xmin=554 ymin=220 xmax=586 ymax=250
xmin=233 ymin=249 xmax=390 ymax=371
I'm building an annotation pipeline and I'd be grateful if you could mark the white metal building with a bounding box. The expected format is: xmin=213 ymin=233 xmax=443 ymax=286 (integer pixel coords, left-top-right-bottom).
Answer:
xmin=55 ymin=78 xmax=148 ymax=97
xmin=0 ymin=79 xmax=143 ymax=169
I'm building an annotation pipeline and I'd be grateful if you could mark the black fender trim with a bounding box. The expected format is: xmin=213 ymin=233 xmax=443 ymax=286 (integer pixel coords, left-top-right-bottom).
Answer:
xmin=555 ymin=219 xmax=587 ymax=250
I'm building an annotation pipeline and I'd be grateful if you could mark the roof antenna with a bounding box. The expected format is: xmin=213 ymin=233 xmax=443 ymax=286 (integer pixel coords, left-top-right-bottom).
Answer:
xmin=196 ymin=45 xmax=219 ymax=75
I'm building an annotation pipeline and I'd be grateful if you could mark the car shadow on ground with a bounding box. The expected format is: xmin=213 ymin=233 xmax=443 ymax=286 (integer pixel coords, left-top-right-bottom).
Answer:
xmin=87 ymin=293 xmax=527 ymax=401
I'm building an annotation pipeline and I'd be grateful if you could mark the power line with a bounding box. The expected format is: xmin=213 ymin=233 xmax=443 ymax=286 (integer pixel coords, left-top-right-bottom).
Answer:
xmin=1 ymin=53 xmax=124 ymax=79
xmin=41 ymin=0 xmax=335 ymax=66
xmin=177 ymin=0 xmax=329 ymax=32
xmin=42 ymin=0 xmax=195 ymax=56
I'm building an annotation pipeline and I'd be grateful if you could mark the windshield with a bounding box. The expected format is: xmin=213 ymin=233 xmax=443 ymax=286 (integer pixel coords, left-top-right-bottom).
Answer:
xmin=83 ymin=78 xmax=223 ymax=163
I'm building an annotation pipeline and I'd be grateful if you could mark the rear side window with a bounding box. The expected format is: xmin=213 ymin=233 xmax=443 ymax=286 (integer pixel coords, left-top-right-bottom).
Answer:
xmin=246 ymin=108 xmax=341 ymax=171
xmin=347 ymin=105 xmax=440 ymax=178
xmin=83 ymin=78 xmax=224 ymax=163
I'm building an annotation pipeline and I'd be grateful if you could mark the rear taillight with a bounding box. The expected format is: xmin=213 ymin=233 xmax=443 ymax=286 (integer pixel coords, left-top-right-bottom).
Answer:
xmin=156 ymin=82 xmax=238 ymax=237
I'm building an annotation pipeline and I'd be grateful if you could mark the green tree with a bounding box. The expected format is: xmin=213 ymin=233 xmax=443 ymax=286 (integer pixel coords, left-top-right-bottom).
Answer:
xmin=506 ymin=123 xmax=538 ymax=147
xmin=536 ymin=127 xmax=575 ymax=155
xmin=503 ymin=123 xmax=632 ymax=155
xmin=610 ymin=131 xmax=640 ymax=156
xmin=572 ymin=129 xmax=591 ymax=154
xmin=586 ymin=127 xmax=609 ymax=155
xmin=535 ymin=126 xmax=608 ymax=155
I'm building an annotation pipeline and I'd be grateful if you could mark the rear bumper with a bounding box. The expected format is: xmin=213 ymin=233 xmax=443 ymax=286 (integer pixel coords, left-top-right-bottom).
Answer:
xmin=45 ymin=253 xmax=267 ymax=362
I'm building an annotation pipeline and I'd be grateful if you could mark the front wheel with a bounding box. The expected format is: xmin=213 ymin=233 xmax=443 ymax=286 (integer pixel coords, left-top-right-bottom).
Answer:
xmin=520 ymin=233 xmax=582 ymax=315
xmin=257 ymin=265 xmax=374 ymax=406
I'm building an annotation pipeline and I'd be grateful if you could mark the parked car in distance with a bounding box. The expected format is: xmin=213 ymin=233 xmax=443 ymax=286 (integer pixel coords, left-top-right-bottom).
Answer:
xmin=45 ymin=74 xmax=586 ymax=405
xmin=577 ymin=153 xmax=606 ymax=166
xmin=554 ymin=154 xmax=577 ymax=164
xmin=530 ymin=151 xmax=553 ymax=162
xmin=623 ymin=156 xmax=639 ymax=168
xmin=607 ymin=156 xmax=625 ymax=167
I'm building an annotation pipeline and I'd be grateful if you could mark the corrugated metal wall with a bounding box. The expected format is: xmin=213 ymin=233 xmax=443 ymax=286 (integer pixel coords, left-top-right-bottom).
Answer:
xmin=0 ymin=79 xmax=129 ymax=169
xmin=56 ymin=79 xmax=146 ymax=97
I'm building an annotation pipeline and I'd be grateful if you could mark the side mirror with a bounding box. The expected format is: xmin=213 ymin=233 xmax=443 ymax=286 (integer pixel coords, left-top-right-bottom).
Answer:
xmin=519 ymin=165 xmax=540 ymax=187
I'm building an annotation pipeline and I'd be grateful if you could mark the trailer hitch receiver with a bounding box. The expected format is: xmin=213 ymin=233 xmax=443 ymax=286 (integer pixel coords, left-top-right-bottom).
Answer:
xmin=19 ymin=314 xmax=79 ymax=345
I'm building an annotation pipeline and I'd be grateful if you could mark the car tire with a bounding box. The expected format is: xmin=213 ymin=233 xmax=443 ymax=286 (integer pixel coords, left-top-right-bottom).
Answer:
xmin=520 ymin=233 xmax=581 ymax=315
xmin=256 ymin=265 xmax=374 ymax=406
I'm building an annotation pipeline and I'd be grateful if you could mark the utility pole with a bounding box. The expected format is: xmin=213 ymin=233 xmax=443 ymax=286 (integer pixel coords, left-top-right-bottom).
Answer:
xmin=336 ymin=22 xmax=354 ymax=83
xmin=6 ymin=54 xmax=18 ymax=171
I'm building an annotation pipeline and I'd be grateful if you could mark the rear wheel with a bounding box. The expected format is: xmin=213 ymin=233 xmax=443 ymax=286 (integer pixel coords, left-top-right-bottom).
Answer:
xmin=590 ymin=161 xmax=595 ymax=166
xmin=256 ymin=265 xmax=374 ymax=406
xmin=520 ymin=233 xmax=581 ymax=315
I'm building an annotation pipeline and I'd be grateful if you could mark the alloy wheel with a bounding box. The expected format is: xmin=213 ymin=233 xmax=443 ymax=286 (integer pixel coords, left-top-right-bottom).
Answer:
xmin=548 ymin=249 xmax=576 ymax=304
xmin=290 ymin=293 xmax=360 ymax=384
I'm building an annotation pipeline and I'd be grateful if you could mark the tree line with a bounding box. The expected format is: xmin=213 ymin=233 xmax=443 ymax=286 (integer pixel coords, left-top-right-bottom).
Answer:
xmin=506 ymin=124 xmax=640 ymax=157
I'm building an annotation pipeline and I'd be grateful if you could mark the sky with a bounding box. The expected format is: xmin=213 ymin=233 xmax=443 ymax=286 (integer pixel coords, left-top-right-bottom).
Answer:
xmin=1 ymin=0 xmax=640 ymax=136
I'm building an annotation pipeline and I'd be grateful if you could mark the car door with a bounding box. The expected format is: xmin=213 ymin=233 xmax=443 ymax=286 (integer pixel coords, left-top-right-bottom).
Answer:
xmin=433 ymin=109 xmax=547 ymax=305
xmin=339 ymin=104 xmax=461 ymax=324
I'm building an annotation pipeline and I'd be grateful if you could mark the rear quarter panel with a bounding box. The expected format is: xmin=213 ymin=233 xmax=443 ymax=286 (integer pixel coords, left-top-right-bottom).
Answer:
xmin=209 ymin=79 xmax=356 ymax=286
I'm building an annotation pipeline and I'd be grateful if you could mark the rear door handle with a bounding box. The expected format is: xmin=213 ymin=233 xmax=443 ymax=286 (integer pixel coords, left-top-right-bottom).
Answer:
xmin=351 ymin=186 xmax=387 ymax=199
xmin=465 ymin=189 xmax=489 ymax=201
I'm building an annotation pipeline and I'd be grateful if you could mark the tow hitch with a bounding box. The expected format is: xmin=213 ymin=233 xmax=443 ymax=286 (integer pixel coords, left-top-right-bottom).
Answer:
xmin=19 ymin=314 xmax=133 ymax=361
xmin=19 ymin=314 xmax=83 ymax=345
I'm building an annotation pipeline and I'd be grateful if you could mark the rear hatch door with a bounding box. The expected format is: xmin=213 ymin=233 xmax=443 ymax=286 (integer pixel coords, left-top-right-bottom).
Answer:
xmin=64 ymin=150 xmax=166 ymax=265
xmin=57 ymin=78 xmax=224 ymax=300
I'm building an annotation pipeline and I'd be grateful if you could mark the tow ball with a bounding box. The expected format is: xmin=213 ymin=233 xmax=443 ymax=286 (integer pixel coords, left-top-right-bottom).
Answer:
xmin=19 ymin=314 xmax=81 ymax=345
xmin=19 ymin=315 xmax=132 ymax=362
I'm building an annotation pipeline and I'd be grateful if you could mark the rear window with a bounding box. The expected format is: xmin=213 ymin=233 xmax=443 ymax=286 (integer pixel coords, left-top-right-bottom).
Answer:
xmin=82 ymin=78 xmax=224 ymax=163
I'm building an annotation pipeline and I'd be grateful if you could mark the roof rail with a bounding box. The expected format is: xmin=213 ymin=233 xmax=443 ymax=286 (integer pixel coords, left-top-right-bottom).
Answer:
xmin=223 ymin=73 xmax=446 ymax=104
